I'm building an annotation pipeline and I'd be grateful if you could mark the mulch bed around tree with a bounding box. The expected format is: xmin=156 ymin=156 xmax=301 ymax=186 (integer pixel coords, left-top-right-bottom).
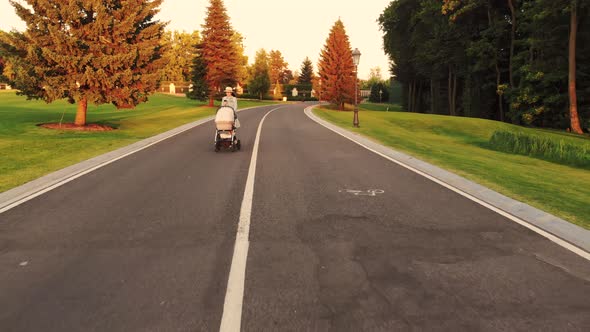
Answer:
xmin=38 ymin=123 xmax=115 ymax=131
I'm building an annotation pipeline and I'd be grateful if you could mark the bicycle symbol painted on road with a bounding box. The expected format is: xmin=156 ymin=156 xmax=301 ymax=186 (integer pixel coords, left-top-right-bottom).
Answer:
xmin=339 ymin=189 xmax=385 ymax=196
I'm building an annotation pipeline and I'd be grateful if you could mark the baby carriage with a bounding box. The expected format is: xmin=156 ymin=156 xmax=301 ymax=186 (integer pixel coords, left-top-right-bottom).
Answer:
xmin=214 ymin=105 xmax=241 ymax=152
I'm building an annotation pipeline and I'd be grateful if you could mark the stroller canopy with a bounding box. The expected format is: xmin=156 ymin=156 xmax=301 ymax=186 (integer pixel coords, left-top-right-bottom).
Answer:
xmin=215 ymin=106 xmax=235 ymax=130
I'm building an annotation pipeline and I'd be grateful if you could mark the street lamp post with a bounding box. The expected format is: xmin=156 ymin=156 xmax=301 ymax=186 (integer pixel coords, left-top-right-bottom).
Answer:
xmin=379 ymin=89 xmax=383 ymax=103
xmin=352 ymin=48 xmax=361 ymax=128
xmin=318 ymin=79 xmax=322 ymax=103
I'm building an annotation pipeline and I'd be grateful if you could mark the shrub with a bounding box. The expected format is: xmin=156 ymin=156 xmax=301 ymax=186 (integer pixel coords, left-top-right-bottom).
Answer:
xmin=488 ymin=130 xmax=590 ymax=168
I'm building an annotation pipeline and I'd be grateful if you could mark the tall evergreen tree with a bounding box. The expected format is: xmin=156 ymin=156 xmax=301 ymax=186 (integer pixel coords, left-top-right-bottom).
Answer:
xmin=201 ymin=0 xmax=240 ymax=106
xmin=187 ymin=43 xmax=209 ymax=101
xmin=248 ymin=49 xmax=270 ymax=100
xmin=318 ymin=19 xmax=356 ymax=110
xmin=298 ymin=57 xmax=314 ymax=85
xmin=3 ymin=0 xmax=167 ymax=126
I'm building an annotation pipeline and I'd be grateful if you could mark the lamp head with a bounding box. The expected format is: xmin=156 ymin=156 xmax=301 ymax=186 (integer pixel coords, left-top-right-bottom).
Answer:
xmin=352 ymin=48 xmax=361 ymax=66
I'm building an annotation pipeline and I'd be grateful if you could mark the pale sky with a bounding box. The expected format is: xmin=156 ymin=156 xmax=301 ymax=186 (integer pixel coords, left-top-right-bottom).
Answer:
xmin=0 ymin=0 xmax=393 ymax=80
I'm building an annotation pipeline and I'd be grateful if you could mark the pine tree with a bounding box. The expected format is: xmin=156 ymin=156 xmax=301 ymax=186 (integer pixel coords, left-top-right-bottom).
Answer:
xmin=248 ymin=49 xmax=270 ymax=100
xmin=187 ymin=43 xmax=209 ymax=101
xmin=201 ymin=0 xmax=240 ymax=106
xmin=318 ymin=19 xmax=356 ymax=110
xmin=4 ymin=0 xmax=167 ymax=126
xmin=298 ymin=57 xmax=314 ymax=85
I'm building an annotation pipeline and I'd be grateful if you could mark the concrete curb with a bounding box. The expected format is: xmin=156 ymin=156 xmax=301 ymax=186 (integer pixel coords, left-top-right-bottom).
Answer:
xmin=305 ymin=106 xmax=590 ymax=258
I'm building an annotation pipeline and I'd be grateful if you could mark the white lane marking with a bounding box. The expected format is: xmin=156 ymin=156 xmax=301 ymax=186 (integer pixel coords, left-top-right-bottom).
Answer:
xmin=0 ymin=105 xmax=269 ymax=215
xmin=219 ymin=106 xmax=283 ymax=332
xmin=305 ymin=107 xmax=590 ymax=261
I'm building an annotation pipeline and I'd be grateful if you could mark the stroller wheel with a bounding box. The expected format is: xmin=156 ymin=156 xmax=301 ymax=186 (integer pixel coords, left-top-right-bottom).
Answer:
xmin=231 ymin=136 xmax=238 ymax=152
xmin=237 ymin=140 xmax=241 ymax=150
xmin=215 ymin=142 xmax=220 ymax=152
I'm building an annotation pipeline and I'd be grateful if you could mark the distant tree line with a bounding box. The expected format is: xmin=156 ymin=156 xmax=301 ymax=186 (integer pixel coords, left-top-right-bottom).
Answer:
xmin=379 ymin=0 xmax=589 ymax=134
xmin=0 ymin=0 xmax=389 ymax=126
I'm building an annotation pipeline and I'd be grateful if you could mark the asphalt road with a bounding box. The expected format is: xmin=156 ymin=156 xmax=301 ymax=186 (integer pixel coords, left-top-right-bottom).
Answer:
xmin=0 ymin=103 xmax=589 ymax=332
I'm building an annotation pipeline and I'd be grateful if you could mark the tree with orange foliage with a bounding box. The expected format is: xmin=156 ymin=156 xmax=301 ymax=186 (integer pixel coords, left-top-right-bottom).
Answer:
xmin=318 ymin=19 xmax=356 ymax=110
xmin=4 ymin=0 xmax=167 ymax=126
xmin=268 ymin=50 xmax=289 ymax=85
xmin=201 ymin=0 xmax=240 ymax=106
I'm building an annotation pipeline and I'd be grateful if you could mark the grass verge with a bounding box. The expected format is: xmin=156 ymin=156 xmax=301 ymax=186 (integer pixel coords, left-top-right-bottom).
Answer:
xmin=0 ymin=91 xmax=275 ymax=193
xmin=314 ymin=107 xmax=590 ymax=229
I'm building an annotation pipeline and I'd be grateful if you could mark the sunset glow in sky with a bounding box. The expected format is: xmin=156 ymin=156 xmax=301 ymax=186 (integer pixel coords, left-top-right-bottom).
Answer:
xmin=0 ymin=0 xmax=393 ymax=79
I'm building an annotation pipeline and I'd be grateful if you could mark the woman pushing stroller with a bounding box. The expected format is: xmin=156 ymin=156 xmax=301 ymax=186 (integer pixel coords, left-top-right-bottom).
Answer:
xmin=222 ymin=86 xmax=239 ymax=123
xmin=214 ymin=86 xmax=241 ymax=151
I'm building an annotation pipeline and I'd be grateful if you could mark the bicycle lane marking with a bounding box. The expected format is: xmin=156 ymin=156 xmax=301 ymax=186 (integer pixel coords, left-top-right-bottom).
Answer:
xmin=219 ymin=106 xmax=286 ymax=332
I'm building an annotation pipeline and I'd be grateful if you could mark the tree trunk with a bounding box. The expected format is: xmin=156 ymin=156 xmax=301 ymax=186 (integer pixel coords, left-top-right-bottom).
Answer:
xmin=448 ymin=65 xmax=456 ymax=116
xmin=496 ymin=63 xmax=504 ymax=122
xmin=408 ymin=81 xmax=414 ymax=112
xmin=489 ymin=5 xmax=505 ymax=122
xmin=508 ymin=0 xmax=516 ymax=88
xmin=74 ymin=97 xmax=88 ymax=126
xmin=208 ymin=96 xmax=214 ymax=107
xmin=412 ymin=80 xmax=416 ymax=112
xmin=452 ymin=74 xmax=457 ymax=116
xmin=417 ymin=81 xmax=423 ymax=113
xmin=569 ymin=0 xmax=583 ymax=134
xmin=430 ymin=78 xmax=435 ymax=114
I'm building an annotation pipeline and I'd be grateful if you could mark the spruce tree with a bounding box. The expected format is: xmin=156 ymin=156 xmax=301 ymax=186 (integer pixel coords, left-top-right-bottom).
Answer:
xmin=298 ymin=57 xmax=314 ymax=85
xmin=187 ymin=43 xmax=209 ymax=101
xmin=201 ymin=0 xmax=240 ymax=106
xmin=5 ymin=0 xmax=167 ymax=126
xmin=297 ymin=57 xmax=314 ymax=84
xmin=318 ymin=19 xmax=356 ymax=110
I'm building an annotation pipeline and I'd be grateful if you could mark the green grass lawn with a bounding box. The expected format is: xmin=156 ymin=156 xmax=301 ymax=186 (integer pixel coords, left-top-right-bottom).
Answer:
xmin=314 ymin=107 xmax=590 ymax=229
xmin=0 ymin=91 xmax=275 ymax=193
